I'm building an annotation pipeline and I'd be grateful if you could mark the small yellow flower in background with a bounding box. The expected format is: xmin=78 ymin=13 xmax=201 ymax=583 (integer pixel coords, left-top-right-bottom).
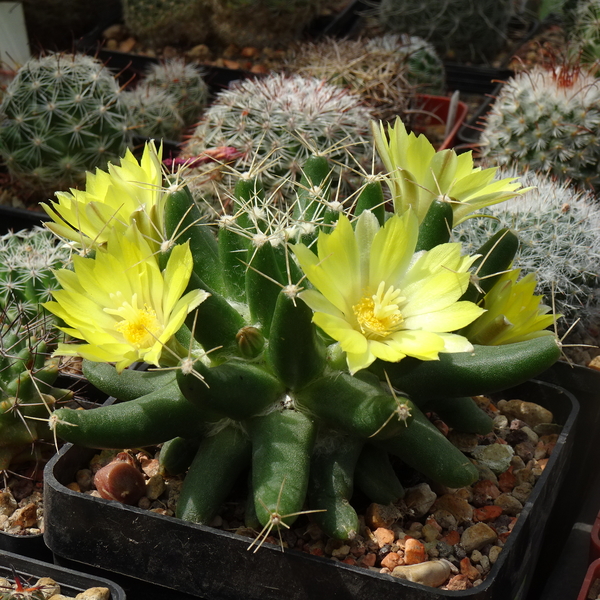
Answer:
xmin=371 ymin=118 xmax=526 ymax=225
xmin=42 ymin=141 xmax=166 ymax=251
xmin=292 ymin=210 xmax=485 ymax=374
xmin=44 ymin=224 xmax=208 ymax=372
xmin=462 ymin=268 xmax=559 ymax=346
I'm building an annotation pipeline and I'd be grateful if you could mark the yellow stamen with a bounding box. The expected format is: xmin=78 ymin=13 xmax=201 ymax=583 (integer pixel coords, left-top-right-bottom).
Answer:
xmin=353 ymin=282 xmax=405 ymax=338
xmin=115 ymin=306 xmax=161 ymax=348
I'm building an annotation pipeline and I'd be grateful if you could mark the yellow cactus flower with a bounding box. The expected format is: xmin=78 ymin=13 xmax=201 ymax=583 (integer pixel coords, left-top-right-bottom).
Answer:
xmin=42 ymin=141 xmax=166 ymax=251
xmin=292 ymin=210 xmax=485 ymax=374
xmin=44 ymin=224 xmax=208 ymax=372
xmin=371 ymin=118 xmax=526 ymax=225
xmin=462 ymin=269 xmax=559 ymax=346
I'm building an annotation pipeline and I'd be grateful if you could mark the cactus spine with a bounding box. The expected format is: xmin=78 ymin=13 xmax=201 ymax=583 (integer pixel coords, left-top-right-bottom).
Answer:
xmin=0 ymin=53 xmax=130 ymax=198
xmin=480 ymin=64 xmax=600 ymax=190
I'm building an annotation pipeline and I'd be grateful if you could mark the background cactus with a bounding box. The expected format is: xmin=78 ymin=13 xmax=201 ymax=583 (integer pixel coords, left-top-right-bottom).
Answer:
xmin=285 ymin=35 xmax=444 ymax=122
xmin=140 ymin=59 xmax=209 ymax=128
xmin=479 ymin=64 xmax=600 ymax=190
xmin=121 ymin=0 xmax=214 ymax=49
xmin=569 ymin=0 xmax=600 ymax=73
xmin=123 ymin=84 xmax=184 ymax=141
xmin=209 ymin=0 xmax=326 ymax=48
xmin=180 ymin=73 xmax=373 ymax=202
xmin=454 ymin=167 xmax=600 ymax=345
xmin=0 ymin=227 xmax=72 ymax=321
xmin=46 ymin=140 xmax=561 ymax=547
xmin=0 ymin=53 xmax=130 ymax=199
xmin=376 ymin=0 xmax=514 ymax=63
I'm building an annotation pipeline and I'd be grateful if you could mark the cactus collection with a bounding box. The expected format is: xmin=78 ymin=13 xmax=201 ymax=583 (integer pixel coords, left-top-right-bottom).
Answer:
xmin=39 ymin=123 xmax=561 ymax=547
xmin=480 ymin=64 xmax=600 ymax=190
xmin=0 ymin=53 xmax=130 ymax=198
xmin=376 ymin=0 xmax=514 ymax=63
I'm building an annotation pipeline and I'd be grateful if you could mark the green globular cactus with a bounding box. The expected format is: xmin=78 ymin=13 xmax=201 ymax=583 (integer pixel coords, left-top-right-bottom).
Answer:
xmin=141 ymin=59 xmax=209 ymax=128
xmin=0 ymin=318 xmax=73 ymax=471
xmin=285 ymin=35 xmax=444 ymax=121
xmin=46 ymin=140 xmax=561 ymax=544
xmin=480 ymin=64 xmax=600 ymax=190
xmin=122 ymin=0 xmax=213 ymax=49
xmin=377 ymin=0 xmax=513 ymax=63
xmin=0 ymin=227 xmax=72 ymax=321
xmin=455 ymin=166 xmax=600 ymax=335
xmin=180 ymin=73 xmax=373 ymax=202
xmin=123 ymin=84 xmax=184 ymax=141
xmin=569 ymin=0 xmax=600 ymax=73
xmin=0 ymin=53 xmax=130 ymax=199
xmin=209 ymin=0 xmax=326 ymax=48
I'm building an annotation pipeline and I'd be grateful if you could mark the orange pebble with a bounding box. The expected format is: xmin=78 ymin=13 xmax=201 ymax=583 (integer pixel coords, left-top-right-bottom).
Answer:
xmin=342 ymin=557 xmax=357 ymax=566
xmin=460 ymin=557 xmax=480 ymax=581
xmin=442 ymin=530 xmax=461 ymax=546
xmin=404 ymin=538 xmax=427 ymax=565
xmin=474 ymin=505 xmax=504 ymax=522
xmin=498 ymin=466 xmax=516 ymax=492
xmin=381 ymin=552 xmax=404 ymax=570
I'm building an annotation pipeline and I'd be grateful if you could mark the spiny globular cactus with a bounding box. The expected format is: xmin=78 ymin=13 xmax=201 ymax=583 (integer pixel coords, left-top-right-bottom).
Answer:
xmin=141 ymin=59 xmax=209 ymax=128
xmin=0 ymin=53 xmax=130 ymax=199
xmin=44 ymin=133 xmax=561 ymax=546
xmin=569 ymin=0 xmax=600 ymax=72
xmin=285 ymin=35 xmax=444 ymax=121
xmin=480 ymin=64 xmax=600 ymax=190
xmin=0 ymin=227 xmax=72 ymax=321
xmin=180 ymin=73 xmax=373 ymax=201
xmin=122 ymin=0 xmax=213 ymax=49
xmin=455 ymin=166 xmax=600 ymax=334
xmin=0 ymin=316 xmax=73 ymax=472
xmin=376 ymin=0 xmax=514 ymax=63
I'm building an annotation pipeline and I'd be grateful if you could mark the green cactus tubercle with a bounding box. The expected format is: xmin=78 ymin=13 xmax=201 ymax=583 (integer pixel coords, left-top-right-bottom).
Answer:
xmin=47 ymin=144 xmax=561 ymax=543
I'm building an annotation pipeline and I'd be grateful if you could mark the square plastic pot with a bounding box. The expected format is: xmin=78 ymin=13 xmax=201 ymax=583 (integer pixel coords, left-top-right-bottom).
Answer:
xmin=411 ymin=94 xmax=469 ymax=150
xmin=43 ymin=379 xmax=578 ymax=600
xmin=0 ymin=548 xmax=126 ymax=599
xmin=577 ymin=558 xmax=600 ymax=600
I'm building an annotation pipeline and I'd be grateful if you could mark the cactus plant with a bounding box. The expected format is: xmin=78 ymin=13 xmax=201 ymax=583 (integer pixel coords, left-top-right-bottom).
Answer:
xmin=141 ymin=59 xmax=209 ymax=127
xmin=0 ymin=227 xmax=72 ymax=321
xmin=286 ymin=35 xmax=444 ymax=121
xmin=209 ymin=0 xmax=325 ymax=48
xmin=479 ymin=63 xmax=600 ymax=190
xmin=40 ymin=132 xmax=561 ymax=545
xmin=376 ymin=0 xmax=514 ymax=63
xmin=121 ymin=0 xmax=213 ymax=49
xmin=0 ymin=315 xmax=73 ymax=472
xmin=123 ymin=84 xmax=184 ymax=141
xmin=0 ymin=52 xmax=130 ymax=199
xmin=454 ymin=166 xmax=600 ymax=334
xmin=180 ymin=73 xmax=373 ymax=202
xmin=569 ymin=0 xmax=600 ymax=73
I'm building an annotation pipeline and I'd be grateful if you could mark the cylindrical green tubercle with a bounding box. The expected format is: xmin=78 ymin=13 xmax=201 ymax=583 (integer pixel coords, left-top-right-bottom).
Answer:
xmin=425 ymin=396 xmax=494 ymax=434
xmin=354 ymin=443 xmax=404 ymax=505
xmin=415 ymin=197 xmax=453 ymax=252
xmin=267 ymin=291 xmax=326 ymax=391
xmin=250 ymin=407 xmax=316 ymax=527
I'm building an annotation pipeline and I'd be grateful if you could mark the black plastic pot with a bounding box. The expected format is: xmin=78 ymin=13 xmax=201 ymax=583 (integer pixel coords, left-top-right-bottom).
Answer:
xmin=0 ymin=205 xmax=50 ymax=235
xmin=0 ymin=548 xmax=126 ymax=599
xmin=44 ymin=379 xmax=578 ymax=600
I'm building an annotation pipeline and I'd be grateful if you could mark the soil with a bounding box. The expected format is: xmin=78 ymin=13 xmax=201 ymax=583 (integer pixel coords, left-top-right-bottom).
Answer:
xmin=68 ymin=392 xmax=562 ymax=591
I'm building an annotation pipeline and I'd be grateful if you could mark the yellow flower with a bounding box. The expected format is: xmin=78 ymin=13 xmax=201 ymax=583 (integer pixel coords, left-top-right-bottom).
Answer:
xmin=44 ymin=224 xmax=208 ymax=372
xmin=292 ymin=210 xmax=485 ymax=374
xmin=462 ymin=269 xmax=559 ymax=345
xmin=371 ymin=118 xmax=526 ymax=225
xmin=42 ymin=141 xmax=166 ymax=251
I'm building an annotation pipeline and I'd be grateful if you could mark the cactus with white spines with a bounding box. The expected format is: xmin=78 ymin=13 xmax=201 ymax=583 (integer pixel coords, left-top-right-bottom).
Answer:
xmin=141 ymin=59 xmax=209 ymax=128
xmin=123 ymin=84 xmax=184 ymax=141
xmin=480 ymin=64 xmax=600 ymax=190
xmin=569 ymin=0 xmax=600 ymax=72
xmin=0 ymin=227 xmax=72 ymax=321
xmin=0 ymin=53 xmax=130 ymax=198
xmin=180 ymin=73 xmax=373 ymax=201
xmin=455 ymin=167 xmax=600 ymax=333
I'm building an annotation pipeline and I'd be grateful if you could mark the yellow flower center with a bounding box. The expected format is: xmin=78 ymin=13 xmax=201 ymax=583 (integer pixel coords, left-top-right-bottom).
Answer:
xmin=353 ymin=282 xmax=405 ymax=338
xmin=115 ymin=305 xmax=161 ymax=348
